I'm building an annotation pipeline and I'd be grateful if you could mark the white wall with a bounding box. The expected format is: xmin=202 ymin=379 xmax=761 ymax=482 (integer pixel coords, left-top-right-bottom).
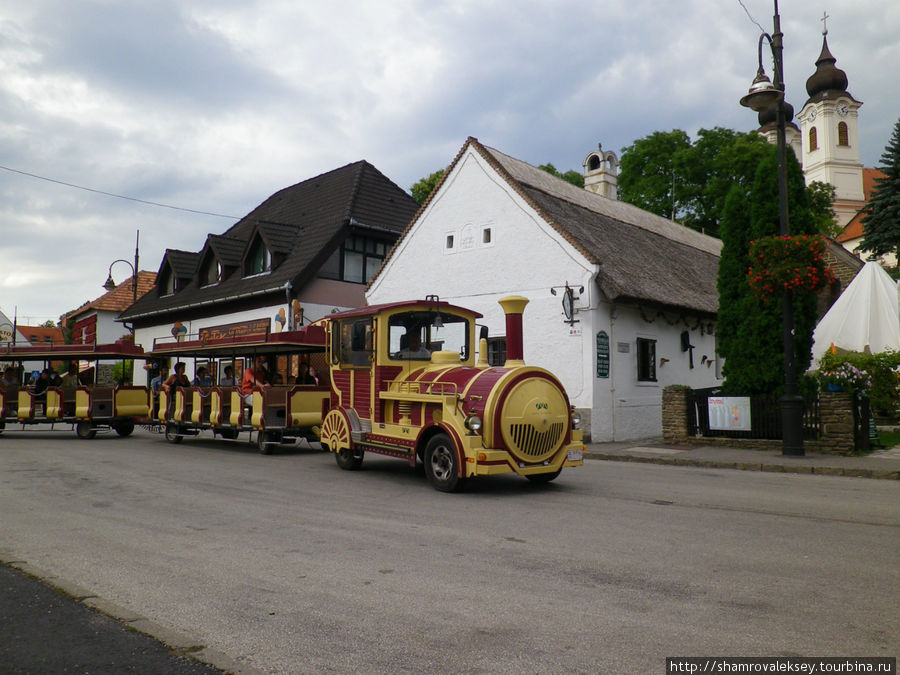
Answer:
xmin=368 ymin=146 xmax=723 ymax=442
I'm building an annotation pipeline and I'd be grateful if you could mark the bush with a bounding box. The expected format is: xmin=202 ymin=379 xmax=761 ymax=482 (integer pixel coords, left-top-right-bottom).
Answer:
xmin=815 ymin=350 xmax=900 ymax=416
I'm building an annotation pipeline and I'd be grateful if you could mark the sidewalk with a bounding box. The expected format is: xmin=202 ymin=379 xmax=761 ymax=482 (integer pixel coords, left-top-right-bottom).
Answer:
xmin=584 ymin=439 xmax=900 ymax=480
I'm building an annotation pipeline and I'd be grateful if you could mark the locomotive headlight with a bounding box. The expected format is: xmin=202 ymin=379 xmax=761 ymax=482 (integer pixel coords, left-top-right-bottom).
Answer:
xmin=571 ymin=409 xmax=581 ymax=429
xmin=465 ymin=415 xmax=482 ymax=434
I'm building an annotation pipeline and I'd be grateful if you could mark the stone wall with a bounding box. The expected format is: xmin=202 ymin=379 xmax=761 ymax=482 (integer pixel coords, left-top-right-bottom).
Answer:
xmin=662 ymin=385 xmax=859 ymax=454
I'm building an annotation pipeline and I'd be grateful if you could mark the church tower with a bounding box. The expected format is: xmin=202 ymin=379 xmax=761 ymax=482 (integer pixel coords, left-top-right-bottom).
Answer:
xmin=797 ymin=21 xmax=864 ymax=228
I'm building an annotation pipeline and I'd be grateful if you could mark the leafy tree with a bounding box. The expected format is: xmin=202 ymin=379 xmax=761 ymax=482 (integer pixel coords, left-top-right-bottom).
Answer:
xmin=618 ymin=130 xmax=691 ymax=222
xmin=620 ymin=127 xmax=832 ymax=238
xmin=717 ymin=144 xmax=819 ymax=395
xmin=807 ymin=181 xmax=839 ymax=238
xmin=39 ymin=319 xmax=56 ymax=328
xmin=537 ymin=163 xmax=584 ymax=188
xmin=409 ymin=169 xmax=446 ymax=205
xmin=859 ymin=118 xmax=900 ymax=260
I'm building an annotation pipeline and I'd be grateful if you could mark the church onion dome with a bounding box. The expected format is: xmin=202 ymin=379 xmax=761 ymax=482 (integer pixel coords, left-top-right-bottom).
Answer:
xmin=758 ymin=101 xmax=794 ymax=128
xmin=805 ymin=35 xmax=851 ymax=101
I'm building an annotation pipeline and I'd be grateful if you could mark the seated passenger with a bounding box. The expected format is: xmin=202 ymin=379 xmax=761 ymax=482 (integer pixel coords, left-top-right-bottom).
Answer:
xmin=219 ymin=365 xmax=237 ymax=387
xmin=241 ymin=356 xmax=270 ymax=405
xmin=0 ymin=366 xmax=17 ymax=389
xmin=162 ymin=362 xmax=190 ymax=394
xmin=397 ymin=333 xmax=431 ymax=359
xmin=33 ymin=369 xmax=51 ymax=401
xmin=60 ymin=363 xmax=80 ymax=388
xmin=193 ymin=366 xmax=213 ymax=387
xmin=297 ymin=362 xmax=317 ymax=385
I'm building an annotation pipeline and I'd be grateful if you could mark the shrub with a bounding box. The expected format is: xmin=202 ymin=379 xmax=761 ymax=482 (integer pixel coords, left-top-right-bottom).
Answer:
xmin=815 ymin=350 xmax=900 ymax=416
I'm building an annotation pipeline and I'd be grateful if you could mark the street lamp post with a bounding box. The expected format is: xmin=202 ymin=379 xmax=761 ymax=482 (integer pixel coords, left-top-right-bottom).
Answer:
xmin=103 ymin=230 xmax=141 ymax=337
xmin=103 ymin=230 xmax=141 ymax=307
xmin=739 ymin=0 xmax=804 ymax=456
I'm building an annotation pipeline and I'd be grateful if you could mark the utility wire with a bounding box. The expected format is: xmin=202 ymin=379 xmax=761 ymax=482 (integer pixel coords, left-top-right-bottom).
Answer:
xmin=736 ymin=0 xmax=767 ymax=35
xmin=0 ymin=163 xmax=241 ymax=220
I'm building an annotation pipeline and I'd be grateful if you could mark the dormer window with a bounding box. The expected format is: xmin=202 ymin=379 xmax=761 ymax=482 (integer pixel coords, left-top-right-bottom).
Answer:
xmin=200 ymin=253 xmax=222 ymax=287
xmin=245 ymin=236 xmax=271 ymax=276
xmin=159 ymin=267 xmax=175 ymax=296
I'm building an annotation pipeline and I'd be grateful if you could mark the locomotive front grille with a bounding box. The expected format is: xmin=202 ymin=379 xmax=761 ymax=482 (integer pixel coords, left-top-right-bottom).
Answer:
xmin=509 ymin=422 xmax=565 ymax=457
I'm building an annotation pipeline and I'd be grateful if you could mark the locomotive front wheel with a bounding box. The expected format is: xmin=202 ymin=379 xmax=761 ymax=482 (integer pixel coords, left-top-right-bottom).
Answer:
xmin=75 ymin=422 xmax=96 ymax=440
xmin=525 ymin=469 xmax=561 ymax=484
xmin=164 ymin=423 xmax=183 ymax=444
xmin=424 ymin=433 xmax=465 ymax=493
xmin=335 ymin=447 xmax=364 ymax=470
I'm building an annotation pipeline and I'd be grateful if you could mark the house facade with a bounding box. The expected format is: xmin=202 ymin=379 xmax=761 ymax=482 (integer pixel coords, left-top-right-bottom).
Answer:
xmin=119 ymin=161 xmax=419 ymax=382
xmin=368 ymin=138 xmax=723 ymax=442
xmin=66 ymin=271 xmax=158 ymax=345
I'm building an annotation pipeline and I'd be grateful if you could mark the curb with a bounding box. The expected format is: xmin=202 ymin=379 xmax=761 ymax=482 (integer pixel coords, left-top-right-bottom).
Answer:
xmin=584 ymin=452 xmax=900 ymax=480
xmin=2 ymin=558 xmax=264 ymax=675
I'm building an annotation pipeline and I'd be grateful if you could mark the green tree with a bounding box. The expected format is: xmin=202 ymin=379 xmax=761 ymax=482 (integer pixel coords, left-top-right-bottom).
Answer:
xmin=807 ymin=181 xmax=839 ymax=238
xmin=620 ymin=127 xmax=832 ymax=238
xmin=409 ymin=169 xmax=446 ymax=205
xmin=618 ymin=130 xmax=691 ymax=222
xmin=39 ymin=319 xmax=56 ymax=328
xmin=537 ymin=163 xmax=584 ymax=188
xmin=717 ymin=144 xmax=819 ymax=395
xmin=859 ymin=118 xmax=900 ymax=260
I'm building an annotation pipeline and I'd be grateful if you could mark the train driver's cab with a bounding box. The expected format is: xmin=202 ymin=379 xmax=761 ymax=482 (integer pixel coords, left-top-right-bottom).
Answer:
xmin=387 ymin=310 xmax=472 ymax=363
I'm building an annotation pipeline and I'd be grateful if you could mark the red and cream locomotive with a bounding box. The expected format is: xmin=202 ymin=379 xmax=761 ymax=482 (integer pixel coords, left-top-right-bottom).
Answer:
xmin=319 ymin=295 xmax=584 ymax=491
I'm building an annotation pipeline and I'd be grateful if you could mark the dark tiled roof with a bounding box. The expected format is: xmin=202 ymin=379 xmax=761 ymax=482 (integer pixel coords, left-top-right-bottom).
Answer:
xmin=121 ymin=161 xmax=418 ymax=321
xmin=207 ymin=234 xmax=245 ymax=268
xmin=165 ymin=250 xmax=201 ymax=279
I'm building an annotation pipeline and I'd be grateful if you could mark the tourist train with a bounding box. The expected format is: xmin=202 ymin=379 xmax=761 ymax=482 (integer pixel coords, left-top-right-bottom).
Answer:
xmin=1 ymin=296 xmax=584 ymax=491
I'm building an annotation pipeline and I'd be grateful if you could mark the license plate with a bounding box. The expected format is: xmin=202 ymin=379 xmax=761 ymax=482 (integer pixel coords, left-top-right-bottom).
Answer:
xmin=567 ymin=447 xmax=583 ymax=461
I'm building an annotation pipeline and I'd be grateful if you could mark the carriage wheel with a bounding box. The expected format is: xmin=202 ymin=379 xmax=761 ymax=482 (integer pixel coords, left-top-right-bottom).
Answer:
xmin=76 ymin=422 xmax=96 ymax=440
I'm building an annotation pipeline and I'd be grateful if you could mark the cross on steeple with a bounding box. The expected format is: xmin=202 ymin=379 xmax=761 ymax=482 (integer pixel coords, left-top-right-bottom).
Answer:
xmin=821 ymin=11 xmax=830 ymax=35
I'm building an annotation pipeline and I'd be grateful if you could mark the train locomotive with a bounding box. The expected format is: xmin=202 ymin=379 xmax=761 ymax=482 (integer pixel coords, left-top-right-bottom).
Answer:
xmin=319 ymin=295 xmax=584 ymax=491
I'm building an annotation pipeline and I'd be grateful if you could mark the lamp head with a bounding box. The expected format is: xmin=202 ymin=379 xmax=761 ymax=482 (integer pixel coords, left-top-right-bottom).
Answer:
xmin=739 ymin=67 xmax=784 ymax=113
xmin=103 ymin=274 xmax=117 ymax=292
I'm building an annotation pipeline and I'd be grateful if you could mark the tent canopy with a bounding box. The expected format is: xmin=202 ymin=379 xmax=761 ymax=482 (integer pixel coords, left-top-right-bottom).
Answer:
xmin=811 ymin=261 xmax=900 ymax=363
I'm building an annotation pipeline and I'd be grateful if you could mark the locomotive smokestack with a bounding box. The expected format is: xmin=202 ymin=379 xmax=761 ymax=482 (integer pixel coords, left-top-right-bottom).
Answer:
xmin=498 ymin=296 xmax=529 ymax=367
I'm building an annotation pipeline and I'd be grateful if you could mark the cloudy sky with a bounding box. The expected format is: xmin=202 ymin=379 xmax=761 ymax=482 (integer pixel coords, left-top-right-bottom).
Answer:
xmin=1 ymin=0 xmax=897 ymax=326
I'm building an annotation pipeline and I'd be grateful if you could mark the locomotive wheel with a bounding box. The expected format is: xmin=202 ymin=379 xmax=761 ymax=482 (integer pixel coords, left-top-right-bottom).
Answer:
xmin=218 ymin=428 xmax=238 ymax=440
xmin=525 ymin=469 xmax=562 ymax=484
xmin=114 ymin=420 xmax=135 ymax=437
xmin=164 ymin=423 xmax=183 ymax=444
xmin=321 ymin=410 xmax=352 ymax=454
xmin=335 ymin=446 xmax=364 ymax=470
xmin=75 ymin=422 xmax=96 ymax=440
xmin=424 ymin=433 xmax=465 ymax=493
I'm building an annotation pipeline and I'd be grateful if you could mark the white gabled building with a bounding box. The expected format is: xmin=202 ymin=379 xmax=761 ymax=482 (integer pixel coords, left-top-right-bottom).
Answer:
xmin=368 ymin=137 xmax=724 ymax=442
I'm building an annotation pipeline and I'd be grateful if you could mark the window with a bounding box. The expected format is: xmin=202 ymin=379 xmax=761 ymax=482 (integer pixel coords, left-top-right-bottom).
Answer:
xmin=333 ymin=318 xmax=372 ymax=367
xmin=838 ymin=122 xmax=849 ymax=146
xmin=159 ymin=267 xmax=175 ymax=296
xmin=246 ymin=236 xmax=271 ymax=276
xmin=482 ymin=227 xmax=492 ymax=245
xmin=200 ymin=254 xmax=222 ymax=287
xmin=487 ymin=337 xmax=506 ymax=367
xmin=388 ymin=311 xmax=470 ymax=361
xmin=637 ymin=338 xmax=657 ymax=382
xmin=319 ymin=235 xmax=389 ymax=284
xmin=809 ymin=127 xmax=818 ymax=152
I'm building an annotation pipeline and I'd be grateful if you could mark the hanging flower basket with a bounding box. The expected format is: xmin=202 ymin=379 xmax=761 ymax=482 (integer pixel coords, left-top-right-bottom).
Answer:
xmin=747 ymin=235 xmax=836 ymax=301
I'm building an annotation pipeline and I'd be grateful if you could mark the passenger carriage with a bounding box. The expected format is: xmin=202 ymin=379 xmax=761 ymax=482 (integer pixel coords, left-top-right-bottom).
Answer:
xmin=0 ymin=341 xmax=148 ymax=439
xmin=319 ymin=295 xmax=584 ymax=491
xmin=146 ymin=326 xmax=330 ymax=453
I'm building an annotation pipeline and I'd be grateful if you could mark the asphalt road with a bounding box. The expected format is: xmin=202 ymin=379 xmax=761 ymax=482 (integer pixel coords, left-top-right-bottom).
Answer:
xmin=0 ymin=427 xmax=898 ymax=673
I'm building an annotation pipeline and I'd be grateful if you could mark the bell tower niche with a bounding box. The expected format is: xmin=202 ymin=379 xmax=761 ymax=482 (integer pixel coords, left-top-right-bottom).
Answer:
xmin=582 ymin=144 xmax=618 ymax=200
